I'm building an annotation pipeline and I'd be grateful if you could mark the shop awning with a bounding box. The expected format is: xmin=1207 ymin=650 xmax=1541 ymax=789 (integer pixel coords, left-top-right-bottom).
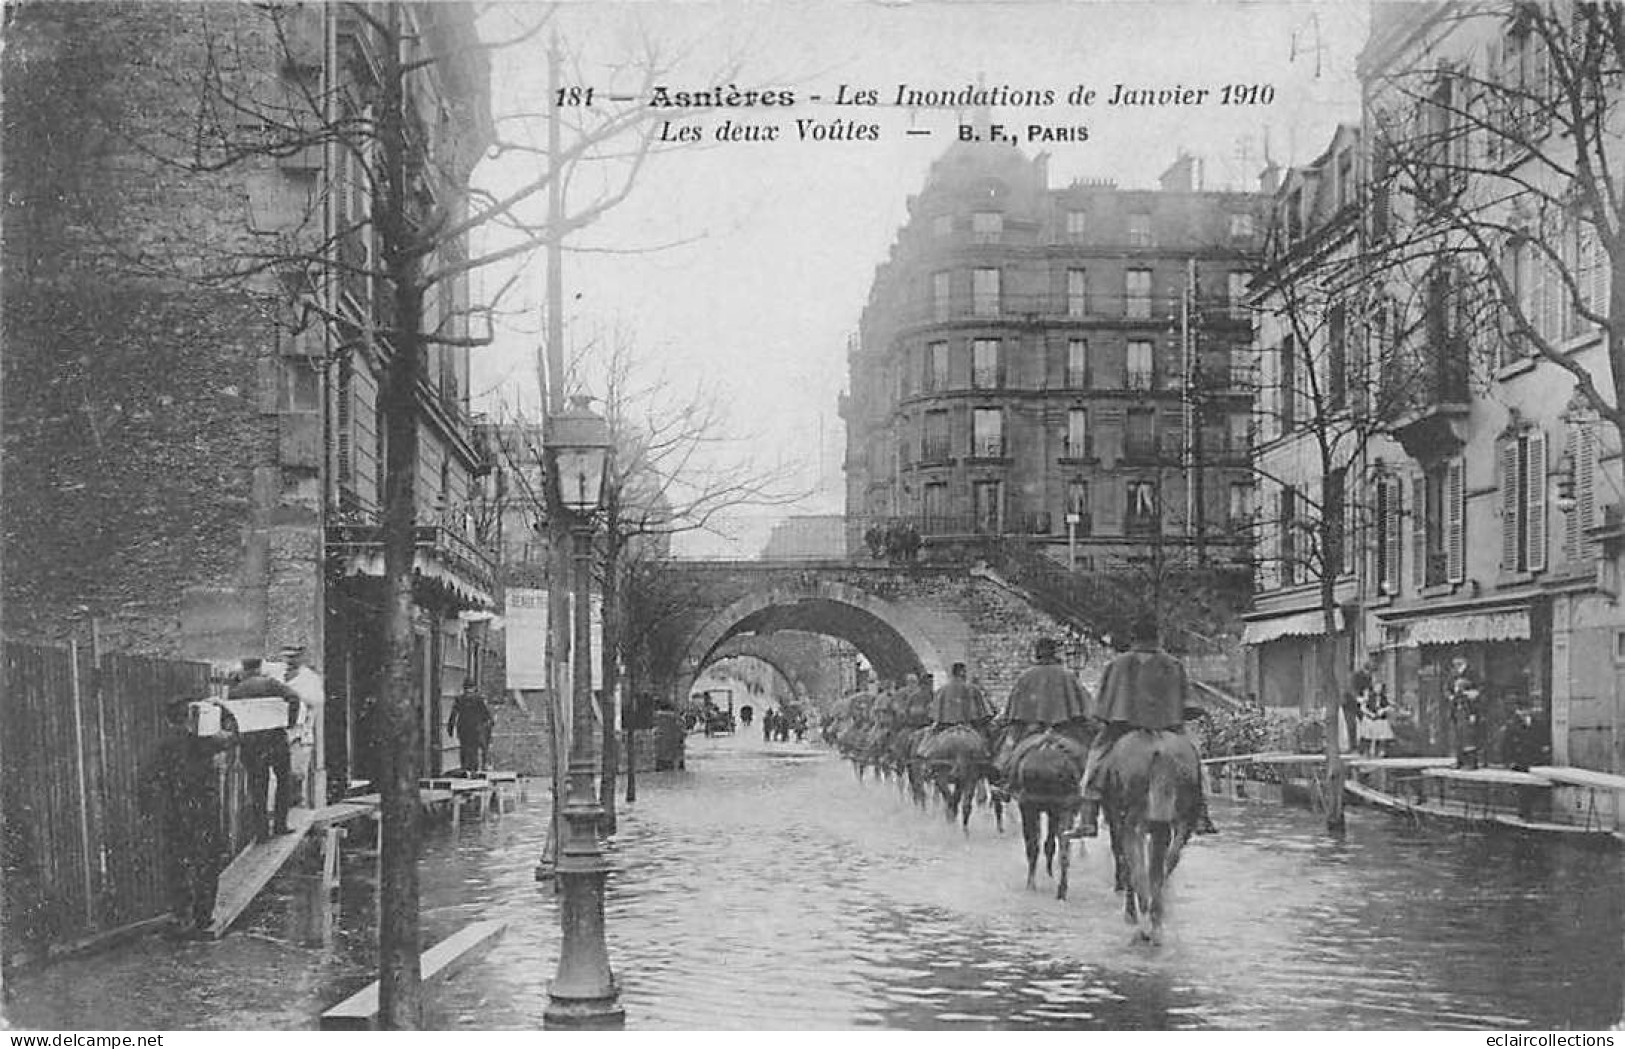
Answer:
xmin=1395 ymin=609 xmax=1529 ymax=647
xmin=1242 ymin=608 xmax=1343 ymax=646
xmin=328 ymin=524 xmax=497 ymax=612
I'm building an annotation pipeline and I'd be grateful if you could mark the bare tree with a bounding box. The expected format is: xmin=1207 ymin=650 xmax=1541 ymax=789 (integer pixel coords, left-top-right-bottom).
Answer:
xmin=1363 ymin=3 xmax=1624 ymax=449
xmin=108 ymin=3 xmax=697 ymax=1027
xmin=485 ymin=325 xmax=805 ymax=828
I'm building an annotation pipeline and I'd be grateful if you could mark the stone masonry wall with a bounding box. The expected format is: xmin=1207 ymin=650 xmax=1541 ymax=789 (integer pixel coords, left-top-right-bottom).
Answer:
xmin=3 ymin=3 xmax=316 ymax=658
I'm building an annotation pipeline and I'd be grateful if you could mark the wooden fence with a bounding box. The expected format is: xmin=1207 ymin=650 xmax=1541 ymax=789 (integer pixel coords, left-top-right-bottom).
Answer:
xmin=1 ymin=640 xmax=237 ymax=967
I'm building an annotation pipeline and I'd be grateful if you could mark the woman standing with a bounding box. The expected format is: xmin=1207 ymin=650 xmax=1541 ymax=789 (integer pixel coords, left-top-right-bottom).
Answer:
xmin=1359 ymin=683 xmax=1396 ymax=758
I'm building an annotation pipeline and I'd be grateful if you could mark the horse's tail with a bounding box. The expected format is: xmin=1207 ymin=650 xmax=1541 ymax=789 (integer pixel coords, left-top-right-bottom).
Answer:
xmin=1145 ymin=745 xmax=1181 ymax=823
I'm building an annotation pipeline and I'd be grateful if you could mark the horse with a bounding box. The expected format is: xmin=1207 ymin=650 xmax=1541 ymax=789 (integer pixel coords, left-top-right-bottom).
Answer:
xmin=1004 ymin=728 xmax=1089 ymax=898
xmin=1095 ymin=728 xmax=1202 ymax=944
xmin=917 ymin=724 xmax=991 ymax=833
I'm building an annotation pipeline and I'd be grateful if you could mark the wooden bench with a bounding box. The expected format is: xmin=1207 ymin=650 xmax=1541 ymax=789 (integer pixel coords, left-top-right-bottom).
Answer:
xmin=319 ymin=919 xmax=509 ymax=1030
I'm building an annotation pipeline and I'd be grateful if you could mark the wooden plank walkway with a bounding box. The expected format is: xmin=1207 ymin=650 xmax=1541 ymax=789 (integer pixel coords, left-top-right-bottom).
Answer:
xmin=206 ymin=807 xmax=314 ymax=938
xmin=319 ymin=919 xmax=509 ymax=1030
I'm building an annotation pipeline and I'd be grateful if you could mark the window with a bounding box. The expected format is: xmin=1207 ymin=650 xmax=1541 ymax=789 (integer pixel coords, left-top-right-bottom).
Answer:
xmin=1228 ymin=413 xmax=1251 ymax=456
xmin=972 ymin=339 xmax=1001 ymax=389
xmin=932 ymin=271 xmax=951 ymax=322
xmin=1067 ymin=269 xmax=1088 ymax=318
xmin=1412 ymin=458 xmax=1465 ymax=587
xmin=1327 ymin=303 xmax=1347 ymax=410
xmin=972 ymin=210 xmax=1003 ymax=243
xmin=1066 ymin=339 xmax=1088 ymax=389
xmin=971 ymin=408 xmax=1004 ymax=457
xmin=973 ymin=480 xmax=1004 ymax=533
xmin=1066 ymin=209 xmax=1088 ymax=240
xmin=1420 ymin=71 xmax=1467 ymax=203
xmin=1127 ymin=212 xmax=1152 ymax=247
xmin=973 ymin=268 xmax=1000 ymax=317
xmin=1376 ymin=474 xmax=1403 ymax=595
xmin=1279 ymin=485 xmax=1299 ymax=586
xmin=1125 ymin=480 xmax=1159 ymax=535
xmin=932 ymin=213 xmax=954 ymax=237
xmin=1228 ymin=272 xmax=1251 ymax=320
xmin=1065 ymin=408 xmax=1090 ymax=459
xmin=1127 ymin=340 xmax=1154 ymax=390
xmin=1228 ymin=212 xmax=1254 ymax=241
xmin=923 ymin=482 xmax=948 ymax=528
xmin=1336 ymin=148 xmax=1355 ymax=210
xmin=1228 ymin=483 xmax=1250 ymax=533
xmin=1564 ymin=417 xmax=1600 ymax=563
xmin=926 ymin=340 xmax=949 ymax=391
xmin=1125 ymin=269 xmax=1152 ymax=319
xmin=1501 ymin=430 xmax=1547 ymax=575
xmin=1324 ymin=468 xmax=1347 ymax=577
xmin=1279 ymin=334 xmax=1298 ymax=432
xmin=1125 ymin=408 xmax=1156 ymax=459
xmin=922 ymin=409 xmax=950 ymax=463
xmin=280 ymin=358 xmax=321 ymax=412
xmin=1067 ymin=480 xmax=1092 ymax=535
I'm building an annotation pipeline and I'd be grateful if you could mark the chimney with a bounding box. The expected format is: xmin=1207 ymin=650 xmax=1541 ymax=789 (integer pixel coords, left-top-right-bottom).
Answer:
xmin=1158 ymin=151 xmax=1200 ymax=193
xmin=1258 ymin=159 xmax=1282 ymax=196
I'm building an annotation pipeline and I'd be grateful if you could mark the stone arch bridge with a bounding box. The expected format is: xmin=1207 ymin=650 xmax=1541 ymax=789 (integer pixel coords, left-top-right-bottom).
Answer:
xmin=642 ymin=559 xmax=1112 ymax=711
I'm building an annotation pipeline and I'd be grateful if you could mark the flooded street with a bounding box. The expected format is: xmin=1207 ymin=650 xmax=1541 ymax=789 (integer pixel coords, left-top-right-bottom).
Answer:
xmin=7 ymin=732 xmax=1623 ymax=1030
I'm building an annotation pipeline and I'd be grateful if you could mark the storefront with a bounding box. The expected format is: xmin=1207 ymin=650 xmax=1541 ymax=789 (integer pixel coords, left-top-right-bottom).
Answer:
xmin=1243 ymin=606 xmax=1348 ymax=717
xmin=1375 ymin=599 xmax=1550 ymax=762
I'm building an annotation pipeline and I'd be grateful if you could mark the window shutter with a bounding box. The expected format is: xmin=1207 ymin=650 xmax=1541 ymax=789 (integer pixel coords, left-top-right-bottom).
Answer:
xmin=1501 ymin=438 xmax=1521 ymax=572
xmin=1259 ymin=490 xmax=1281 ymax=591
xmin=1446 ymin=457 xmax=1466 ymax=582
xmin=1382 ymin=475 xmax=1402 ymax=594
xmin=1591 ymin=230 xmax=1611 ymax=326
xmin=1527 ymin=429 xmax=1548 ymax=572
xmin=1577 ymin=421 xmax=1598 ymax=559
xmin=1411 ymin=474 xmax=1428 ymax=589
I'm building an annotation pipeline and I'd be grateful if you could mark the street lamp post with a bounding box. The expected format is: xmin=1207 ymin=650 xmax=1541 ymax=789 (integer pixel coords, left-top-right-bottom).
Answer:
xmin=543 ymin=397 xmax=623 ymax=1029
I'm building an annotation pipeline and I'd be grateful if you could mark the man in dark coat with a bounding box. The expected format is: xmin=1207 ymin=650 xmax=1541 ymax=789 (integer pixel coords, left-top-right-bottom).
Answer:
xmin=154 ymin=698 xmax=237 ymax=933
xmin=228 ymin=657 xmax=303 ymax=840
xmin=993 ymin=638 xmax=1093 ymax=780
xmin=1077 ymin=618 xmax=1217 ymax=836
xmin=446 ymin=679 xmax=495 ymax=773
xmin=931 ymin=662 xmax=993 ymax=726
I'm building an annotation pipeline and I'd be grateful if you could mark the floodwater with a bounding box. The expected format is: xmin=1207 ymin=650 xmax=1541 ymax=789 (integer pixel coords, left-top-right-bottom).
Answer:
xmin=6 ymin=732 xmax=1623 ymax=1030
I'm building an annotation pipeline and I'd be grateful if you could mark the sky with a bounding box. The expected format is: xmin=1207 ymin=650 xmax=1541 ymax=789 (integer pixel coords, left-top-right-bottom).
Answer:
xmin=467 ymin=0 xmax=1370 ymax=557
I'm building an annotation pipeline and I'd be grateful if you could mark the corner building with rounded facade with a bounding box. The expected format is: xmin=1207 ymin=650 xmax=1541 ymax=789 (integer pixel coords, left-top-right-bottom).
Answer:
xmin=844 ymin=138 xmax=1266 ymax=571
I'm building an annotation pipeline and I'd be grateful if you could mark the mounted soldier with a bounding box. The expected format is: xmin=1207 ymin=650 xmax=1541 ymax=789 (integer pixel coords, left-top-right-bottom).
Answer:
xmin=1076 ymin=617 xmax=1217 ymax=837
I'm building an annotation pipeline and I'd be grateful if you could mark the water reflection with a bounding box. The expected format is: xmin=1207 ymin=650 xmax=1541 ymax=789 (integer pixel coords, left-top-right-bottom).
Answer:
xmin=6 ymin=732 xmax=1622 ymax=1030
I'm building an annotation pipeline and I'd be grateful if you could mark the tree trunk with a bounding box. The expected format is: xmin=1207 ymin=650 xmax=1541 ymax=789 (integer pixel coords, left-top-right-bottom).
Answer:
xmin=376 ymin=9 xmax=424 ymax=1026
xmin=1319 ymin=576 xmax=1345 ymax=833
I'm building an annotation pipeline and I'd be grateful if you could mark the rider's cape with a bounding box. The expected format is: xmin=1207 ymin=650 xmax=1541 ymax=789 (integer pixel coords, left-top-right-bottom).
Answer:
xmin=931 ymin=679 xmax=991 ymax=724
xmin=1001 ymin=663 xmax=1091 ymax=726
xmin=1093 ymin=646 xmax=1188 ymax=730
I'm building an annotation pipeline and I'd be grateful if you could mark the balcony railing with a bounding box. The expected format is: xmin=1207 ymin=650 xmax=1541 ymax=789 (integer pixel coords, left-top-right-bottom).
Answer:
xmin=327 ymin=522 xmax=498 ymax=605
xmin=969 ymin=436 xmax=1007 ymax=458
xmin=1060 ymin=434 xmax=1094 ymax=459
xmin=920 ymin=438 xmax=952 ymax=463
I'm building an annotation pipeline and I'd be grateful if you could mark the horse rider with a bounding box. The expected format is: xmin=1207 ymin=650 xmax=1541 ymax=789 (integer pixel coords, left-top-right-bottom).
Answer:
xmin=930 ymin=662 xmax=993 ymax=728
xmin=1076 ymin=617 xmax=1217 ymax=837
xmin=898 ymin=673 xmax=934 ymax=730
xmin=994 ymin=637 xmax=1093 ymax=780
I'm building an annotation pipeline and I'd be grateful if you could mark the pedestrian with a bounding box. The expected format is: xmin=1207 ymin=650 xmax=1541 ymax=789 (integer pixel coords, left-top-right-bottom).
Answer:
xmin=227 ymin=657 xmax=303 ymax=841
xmin=152 ymin=697 xmax=237 ymax=935
xmin=1076 ymin=618 xmax=1217 ymax=836
xmin=276 ymin=643 xmax=324 ymax=806
xmin=993 ymin=637 xmax=1092 ymax=782
xmin=740 ymin=704 xmax=754 ymax=727
xmin=1344 ymin=658 xmax=1374 ymax=754
xmin=1497 ymin=700 xmax=1550 ymax=772
xmin=1359 ymin=682 xmax=1396 ymax=758
xmin=1447 ymin=656 xmax=1484 ymax=770
xmin=446 ymin=679 xmax=495 ymax=773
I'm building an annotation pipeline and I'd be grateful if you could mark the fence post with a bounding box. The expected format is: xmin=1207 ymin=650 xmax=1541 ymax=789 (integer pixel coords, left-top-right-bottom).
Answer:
xmin=68 ymin=641 xmax=96 ymax=932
